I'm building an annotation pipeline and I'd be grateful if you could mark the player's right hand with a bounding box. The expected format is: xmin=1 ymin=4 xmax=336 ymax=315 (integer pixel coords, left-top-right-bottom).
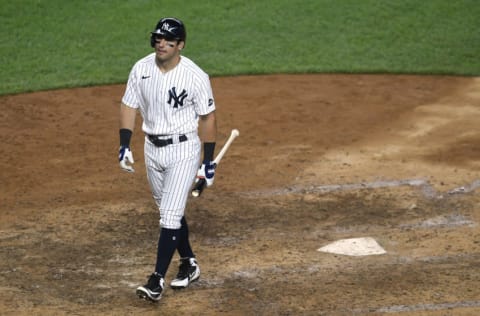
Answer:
xmin=119 ymin=146 xmax=135 ymax=173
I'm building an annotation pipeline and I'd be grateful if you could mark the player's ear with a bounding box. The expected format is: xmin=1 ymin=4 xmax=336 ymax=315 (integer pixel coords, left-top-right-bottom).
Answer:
xmin=178 ymin=41 xmax=185 ymax=50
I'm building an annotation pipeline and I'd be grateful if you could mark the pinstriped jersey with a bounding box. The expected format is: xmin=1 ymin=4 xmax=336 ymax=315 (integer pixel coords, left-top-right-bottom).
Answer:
xmin=122 ymin=53 xmax=216 ymax=135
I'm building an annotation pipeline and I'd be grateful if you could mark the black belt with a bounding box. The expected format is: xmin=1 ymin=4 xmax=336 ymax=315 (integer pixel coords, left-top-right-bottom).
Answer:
xmin=148 ymin=134 xmax=188 ymax=147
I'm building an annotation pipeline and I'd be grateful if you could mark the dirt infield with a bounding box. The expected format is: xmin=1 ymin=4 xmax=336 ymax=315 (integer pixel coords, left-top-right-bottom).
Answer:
xmin=1 ymin=74 xmax=479 ymax=315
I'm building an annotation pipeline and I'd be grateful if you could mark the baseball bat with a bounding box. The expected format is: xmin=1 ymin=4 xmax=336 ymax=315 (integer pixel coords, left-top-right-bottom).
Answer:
xmin=191 ymin=129 xmax=240 ymax=197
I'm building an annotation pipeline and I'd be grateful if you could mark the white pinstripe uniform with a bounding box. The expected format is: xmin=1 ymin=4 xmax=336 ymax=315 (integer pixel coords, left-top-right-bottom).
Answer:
xmin=122 ymin=53 xmax=216 ymax=229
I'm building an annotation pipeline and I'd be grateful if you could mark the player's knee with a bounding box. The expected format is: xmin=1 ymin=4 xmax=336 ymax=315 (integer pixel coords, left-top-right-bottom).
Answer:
xmin=159 ymin=211 xmax=183 ymax=230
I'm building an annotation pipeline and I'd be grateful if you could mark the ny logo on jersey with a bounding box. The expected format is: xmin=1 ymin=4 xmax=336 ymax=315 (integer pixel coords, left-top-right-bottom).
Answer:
xmin=168 ymin=87 xmax=188 ymax=108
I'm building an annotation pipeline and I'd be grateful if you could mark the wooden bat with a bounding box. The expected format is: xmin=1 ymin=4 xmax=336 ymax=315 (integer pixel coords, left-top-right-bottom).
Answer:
xmin=191 ymin=129 xmax=240 ymax=197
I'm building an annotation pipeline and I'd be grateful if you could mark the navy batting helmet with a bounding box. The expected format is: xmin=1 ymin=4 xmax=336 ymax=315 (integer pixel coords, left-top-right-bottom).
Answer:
xmin=150 ymin=17 xmax=186 ymax=47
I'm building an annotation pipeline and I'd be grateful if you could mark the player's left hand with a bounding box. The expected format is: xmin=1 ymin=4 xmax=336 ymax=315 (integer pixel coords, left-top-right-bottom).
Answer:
xmin=196 ymin=161 xmax=216 ymax=187
xmin=119 ymin=146 xmax=135 ymax=173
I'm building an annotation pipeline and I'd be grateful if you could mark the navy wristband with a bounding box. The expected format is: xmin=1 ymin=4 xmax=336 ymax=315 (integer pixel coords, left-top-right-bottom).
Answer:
xmin=119 ymin=129 xmax=132 ymax=147
xmin=203 ymin=142 xmax=216 ymax=162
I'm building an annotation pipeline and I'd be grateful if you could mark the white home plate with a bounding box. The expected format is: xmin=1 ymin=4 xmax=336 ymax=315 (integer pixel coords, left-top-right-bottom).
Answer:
xmin=317 ymin=237 xmax=386 ymax=256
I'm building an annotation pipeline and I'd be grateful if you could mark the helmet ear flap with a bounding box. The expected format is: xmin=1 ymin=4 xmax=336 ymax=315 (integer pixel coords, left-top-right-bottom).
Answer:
xmin=150 ymin=34 xmax=156 ymax=47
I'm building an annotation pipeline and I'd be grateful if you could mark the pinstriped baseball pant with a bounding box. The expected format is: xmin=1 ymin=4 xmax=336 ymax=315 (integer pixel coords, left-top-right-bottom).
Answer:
xmin=144 ymin=134 xmax=201 ymax=229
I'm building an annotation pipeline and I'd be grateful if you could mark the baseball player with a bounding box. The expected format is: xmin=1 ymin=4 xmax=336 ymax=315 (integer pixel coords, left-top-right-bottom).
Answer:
xmin=118 ymin=17 xmax=217 ymax=302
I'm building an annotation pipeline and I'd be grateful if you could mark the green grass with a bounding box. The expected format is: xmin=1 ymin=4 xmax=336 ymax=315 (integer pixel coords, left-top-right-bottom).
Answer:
xmin=0 ymin=0 xmax=479 ymax=95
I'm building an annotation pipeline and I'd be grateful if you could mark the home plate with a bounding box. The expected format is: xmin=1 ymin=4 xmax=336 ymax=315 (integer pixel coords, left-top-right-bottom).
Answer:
xmin=317 ymin=237 xmax=386 ymax=256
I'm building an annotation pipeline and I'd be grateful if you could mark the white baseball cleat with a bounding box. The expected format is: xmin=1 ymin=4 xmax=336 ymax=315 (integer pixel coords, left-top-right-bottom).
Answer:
xmin=170 ymin=257 xmax=200 ymax=289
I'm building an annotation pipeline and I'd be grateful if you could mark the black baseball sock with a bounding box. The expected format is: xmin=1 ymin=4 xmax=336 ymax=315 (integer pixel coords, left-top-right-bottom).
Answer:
xmin=177 ymin=217 xmax=195 ymax=258
xmin=155 ymin=227 xmax=180 ymax=277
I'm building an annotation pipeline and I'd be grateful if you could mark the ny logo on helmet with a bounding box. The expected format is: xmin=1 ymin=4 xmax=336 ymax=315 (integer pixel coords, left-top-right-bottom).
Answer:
xmin=161 ymin=23 xmax=176 ymax=33
xmin=168 ymin=87 xmax=188 ymax=108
